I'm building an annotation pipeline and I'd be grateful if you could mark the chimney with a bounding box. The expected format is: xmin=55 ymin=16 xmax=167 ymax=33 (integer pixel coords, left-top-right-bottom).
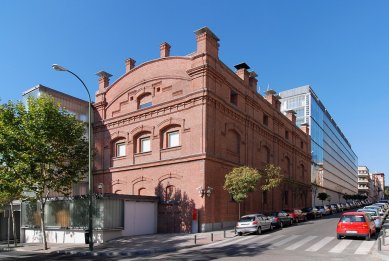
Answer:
xmin=265 ymin=90 xmax=281 ymax=110
xmin=234 ymin=63 xmax=250 ymax=86
xmin=194 ymin=27 xmax=220 ymax=58
xmin=286 ymin=110 xmax=297 ymax=125
xmin=125 ymin=58 xmax=136 ymax=73
xmin=249 ymin=71 xmax=258 ymax=92
xmin=300 ymin=123 xmax=310 ymax=134
xmin=160 ymin=42 xmax=171 ymax=58
xmin=96 ymin=71 xmax=113 ymax=92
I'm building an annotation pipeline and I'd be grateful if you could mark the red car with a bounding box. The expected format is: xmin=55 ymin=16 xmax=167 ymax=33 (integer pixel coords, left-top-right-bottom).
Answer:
xmin=283 ymin=209 xmax=307 ymax=223
xmin=336 ymin=212 xmax=376 ymax=240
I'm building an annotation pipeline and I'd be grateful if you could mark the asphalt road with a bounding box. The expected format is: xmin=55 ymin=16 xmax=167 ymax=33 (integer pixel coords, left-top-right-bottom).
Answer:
xmin=0 ymin=212 xmax=383 ymax=261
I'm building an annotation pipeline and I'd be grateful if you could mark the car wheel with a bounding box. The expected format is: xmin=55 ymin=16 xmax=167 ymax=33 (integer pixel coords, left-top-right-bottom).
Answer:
xmin=365 ymin=232 xmax=371 ymax=241
xmin=237 ymin=232 xmax=243 ymax=236
xmin=337 ymin=234 xmax=341 ymax=240
xmin=256 ymin=227 xmax=262 ymax=235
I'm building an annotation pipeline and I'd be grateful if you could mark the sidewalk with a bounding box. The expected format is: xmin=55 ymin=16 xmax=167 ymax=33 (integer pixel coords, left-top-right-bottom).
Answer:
xmin=372 ymin=213 xmax=389 ymax=260
xmin=0 ymin=229 xmax=236 ymax=257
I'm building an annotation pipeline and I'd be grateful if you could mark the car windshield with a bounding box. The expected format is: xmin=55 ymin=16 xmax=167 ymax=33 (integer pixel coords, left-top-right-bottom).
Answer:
xmin=340 ymin=215 xmax=366 ymax=222
xmin=239 ymin=216 xmax=255 ymax=222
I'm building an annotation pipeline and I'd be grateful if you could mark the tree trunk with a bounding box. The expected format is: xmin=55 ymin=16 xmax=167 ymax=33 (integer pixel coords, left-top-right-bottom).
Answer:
xmin=238 ymin=202 xmax=241 ymax=219
xmin=39 ymin=202 xmax=48 ymax=250
xmin=10 ymin=203 xmax=17 ymax=247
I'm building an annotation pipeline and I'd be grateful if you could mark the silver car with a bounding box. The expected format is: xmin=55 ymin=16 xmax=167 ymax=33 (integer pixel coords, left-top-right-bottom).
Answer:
xmin=357 ymin=208 xmax=382 ymax=231
xmin=236 ymin=213 xmax=273 ymax=236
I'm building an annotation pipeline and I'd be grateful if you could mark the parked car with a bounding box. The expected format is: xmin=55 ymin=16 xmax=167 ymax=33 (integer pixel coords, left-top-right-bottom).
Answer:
xmin=330 ymin=204 xmax=340 ymax=213
xmin=302 ymin=207 xmax=322 ymax=219
xmin=283 ymin=209 xmax=307 ymax=223
xmin=364 ymin=205 xmax=385 ymax=217
xmin=316 ymin=205 xmax=331 ymax=215
xmin=357 ymin=208 xmax=382 ymax=232
xmin=267 ymin=211 xmax=293 ymax=228
xmin=235 ymin=213 xmax=273 ymax=236
xmin=336 ymin=212 xmax=376 ymax=240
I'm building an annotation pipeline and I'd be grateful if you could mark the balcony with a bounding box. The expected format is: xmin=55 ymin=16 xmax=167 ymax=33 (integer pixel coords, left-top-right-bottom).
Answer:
xmin=358 ymin=179 xmax=369 ymax=183
xmin=358 ymin=185 xmax=369 ymax=190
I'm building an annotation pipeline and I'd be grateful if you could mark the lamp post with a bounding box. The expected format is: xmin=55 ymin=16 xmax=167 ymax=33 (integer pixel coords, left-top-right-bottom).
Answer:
xmin=52 ymin=64 xmax=93 ymax=251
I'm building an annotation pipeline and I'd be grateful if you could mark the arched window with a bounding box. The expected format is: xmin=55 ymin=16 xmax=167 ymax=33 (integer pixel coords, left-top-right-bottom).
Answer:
xmin=261 ymin=146 xmax=270 ymax=166
xmin=134 ymin=131 xmax=152 ymax=153
xmin=161 ymin=125 xmax=181 ymax=149
xmin=112 ymin=138 xmax=126 ymax=157
xmin=300 ymin=164 xmax=305 ymax=180
xmin=165 ymin=185 xmax=175 ymax=200
xmin=138 ymin=187 xmax=146 ymax=196
xmin=227 ymin=130 xmax=240 ymax=154
xmin=138 ymin=93 xmax=152 ymax=109
xmin=284 ymin=156 xmax=291 ymax=177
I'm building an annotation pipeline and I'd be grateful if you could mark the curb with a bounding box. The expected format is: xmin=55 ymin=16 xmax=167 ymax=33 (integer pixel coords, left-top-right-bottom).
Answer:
xmin=56 ymin=246 xmax=179 ymax=257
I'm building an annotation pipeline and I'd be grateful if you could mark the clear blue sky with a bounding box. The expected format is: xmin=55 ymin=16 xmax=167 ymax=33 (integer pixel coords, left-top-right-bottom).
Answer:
xmin=1 ymin=1 xmax=388 ymax=184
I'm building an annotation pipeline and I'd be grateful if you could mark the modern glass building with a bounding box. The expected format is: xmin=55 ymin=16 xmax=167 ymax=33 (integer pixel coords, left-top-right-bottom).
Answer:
xmin=279 ymin=85 xmax=358 ymax=205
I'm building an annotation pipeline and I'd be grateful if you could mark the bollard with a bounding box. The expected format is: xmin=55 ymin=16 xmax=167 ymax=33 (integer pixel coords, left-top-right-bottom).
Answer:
xmin=224 ymin=230 xmax=226 ymax=238
xmin=211 ymin=233 xmax=214 ymax=241
xmin=378 ymin=238 xmax=382 ymax=251
xmin=194 ymin=235 xmax=197 ymax=245
xmin=383 ymin=228 xmax=386 ymax=246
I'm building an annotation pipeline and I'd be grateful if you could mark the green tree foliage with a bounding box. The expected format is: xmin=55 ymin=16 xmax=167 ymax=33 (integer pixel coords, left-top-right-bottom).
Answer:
xmin=385 ymin=187 xmax=389 ymax=199
xmin=260 ymin=164 xmax=283 ymax=191
xmin=0 ymin=96 xmax=88 ymax=249
xmin=224 ymin=164 xmax=283 ymax=218
xmin=317 ymin=192 xmax=329 ymax=205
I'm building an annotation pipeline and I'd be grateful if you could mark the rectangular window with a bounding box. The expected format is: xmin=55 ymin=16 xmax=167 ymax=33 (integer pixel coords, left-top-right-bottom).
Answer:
xmin=140 ymin=137 xmax=151 ymax=153
xmin=116 ymin=143 xmax=126 ymax=157
xmin=263 ymin=191 xmax=268 ymax=204
xmin=230 ymin=90 xmax=238 ymax=105
xmin=263 ymin=114 xmax=269 ymax=126
xmin=285 ymin=130 xmax=289 ymax=139
xmin=167 ymin=131 xmax=180 ymax=148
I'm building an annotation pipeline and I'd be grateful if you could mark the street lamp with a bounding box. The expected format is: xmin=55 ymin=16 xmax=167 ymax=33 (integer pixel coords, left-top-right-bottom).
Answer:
xmin=52 ymin=64 xmax=94 ymax=251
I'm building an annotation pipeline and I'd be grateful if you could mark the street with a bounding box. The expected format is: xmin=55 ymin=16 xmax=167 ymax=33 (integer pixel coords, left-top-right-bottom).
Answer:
xmin=0 ymin=212 xmax=384 ymax=261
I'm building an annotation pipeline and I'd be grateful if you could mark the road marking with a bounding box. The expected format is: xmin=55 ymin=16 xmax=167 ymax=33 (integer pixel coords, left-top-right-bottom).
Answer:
xmin=257 ymin=234 xmax=285 ymax=245
xmin=329 ymin=239 xmax=352 ymax=253
xmin=354 ymin=240 xmax=375 ymax=255
xmin=305 ymin=236 xmax=335 ymax=252
xmin=285 ymin=236 xmax=317 ymax=250
xmin=235 ymin=234 xmax=271 ymax=245
xmin=272 ymin=235 xmax=300 ymax=247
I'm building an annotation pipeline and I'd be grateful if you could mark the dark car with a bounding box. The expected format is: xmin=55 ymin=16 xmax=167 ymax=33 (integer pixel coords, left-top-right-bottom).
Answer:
xmin=283 ymin=209 xmax=307 ymax=223
xmin=302 ymin=207 xmax=322 ymax=219
xmin=267 ymin=211 xmax=293 ymax=228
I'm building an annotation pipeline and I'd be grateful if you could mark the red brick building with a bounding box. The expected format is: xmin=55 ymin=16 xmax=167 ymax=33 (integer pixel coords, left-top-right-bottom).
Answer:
xmin=93 ymin=27 xmax=311 ymax=232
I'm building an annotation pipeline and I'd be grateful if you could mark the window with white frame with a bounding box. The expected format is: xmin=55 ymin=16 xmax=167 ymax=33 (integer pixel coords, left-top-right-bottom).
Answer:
xmin=140 ymin=137 xmax=151 ymax=153
xmin=138 ymin=93 xmax=152 ymax=109
xmin=116 ymin=142 xmax=126 ymax=157
xmin=167 ymin=131 xmax=180 ymax=148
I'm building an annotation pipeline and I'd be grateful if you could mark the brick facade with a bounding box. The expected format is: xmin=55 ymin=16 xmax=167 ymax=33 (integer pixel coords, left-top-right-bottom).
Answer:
xmin=93 ymin=27 xmax=312 ymax=232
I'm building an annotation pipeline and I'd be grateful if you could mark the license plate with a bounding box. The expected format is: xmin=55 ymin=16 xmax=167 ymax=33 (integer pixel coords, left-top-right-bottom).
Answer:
xmin=346 ymin=231 xmax=357 ymax=234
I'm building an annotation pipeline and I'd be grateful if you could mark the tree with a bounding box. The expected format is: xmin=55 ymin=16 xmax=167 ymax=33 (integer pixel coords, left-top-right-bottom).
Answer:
xmin=224 ymin=166 xmax=261 ymax=218
xmin=260 ymin=164 xmax=283 ymax=191
xmin=317 ymin=192 xmax=329 ymax=206
xmin=224 ymin=164 xmax=283 ymax=219
xmin=385 ymin=187 xmax=389 ymax=199
xmin=0 ymin=96 xmax=88 ymax=250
